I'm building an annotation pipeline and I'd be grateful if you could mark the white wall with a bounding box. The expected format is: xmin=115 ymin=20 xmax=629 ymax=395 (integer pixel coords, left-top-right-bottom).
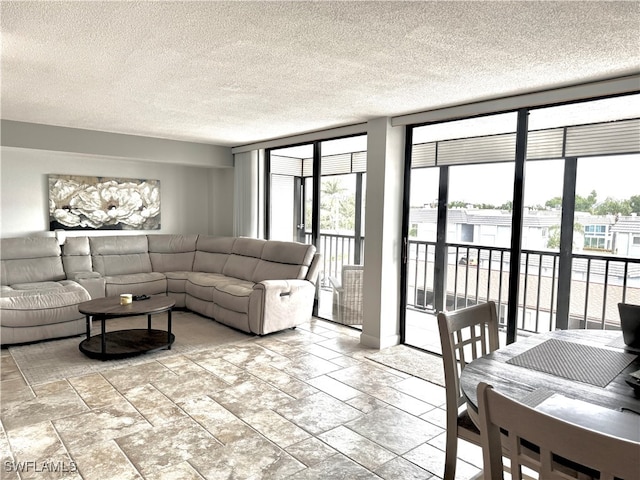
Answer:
xmin=0 ymin=121 xmax=235 ymax=238
xmin=0 ymin=147 xmax=234 ymax=238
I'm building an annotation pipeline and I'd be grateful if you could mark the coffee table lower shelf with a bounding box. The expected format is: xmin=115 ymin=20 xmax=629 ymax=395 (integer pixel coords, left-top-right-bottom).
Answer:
xmin=79 ymin=329 xmax=175 ymax=360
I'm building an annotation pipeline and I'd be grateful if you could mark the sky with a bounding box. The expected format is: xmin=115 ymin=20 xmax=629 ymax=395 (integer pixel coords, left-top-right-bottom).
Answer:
xmin=411 ymin=155 xmax=639 ymax=208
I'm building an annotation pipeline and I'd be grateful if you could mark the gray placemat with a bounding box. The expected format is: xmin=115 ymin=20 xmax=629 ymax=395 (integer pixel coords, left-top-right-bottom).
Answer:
xmin=507 ymin=339 xmax=637 ymax=387
xmin=519 ymin=388 xmax=555 ymax=408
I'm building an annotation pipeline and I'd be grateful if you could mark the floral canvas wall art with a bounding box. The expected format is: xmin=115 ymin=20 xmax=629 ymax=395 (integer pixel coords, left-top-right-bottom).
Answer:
xmin=49 ymin=175 xmax=161 ymax=230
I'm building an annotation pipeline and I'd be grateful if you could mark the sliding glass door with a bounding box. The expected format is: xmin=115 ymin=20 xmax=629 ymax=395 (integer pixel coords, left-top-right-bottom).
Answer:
xmin=267 ymin=135 xmax=367 ymax=324
xmin=402 ymin=93 xmax=640 ymax=352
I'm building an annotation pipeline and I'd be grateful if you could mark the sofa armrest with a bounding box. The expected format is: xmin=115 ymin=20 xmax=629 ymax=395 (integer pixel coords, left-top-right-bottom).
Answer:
xmin=68 ymin=271 xmax=105 ymax=299
xmin=249 ymin=279 xmax=316 ymax=335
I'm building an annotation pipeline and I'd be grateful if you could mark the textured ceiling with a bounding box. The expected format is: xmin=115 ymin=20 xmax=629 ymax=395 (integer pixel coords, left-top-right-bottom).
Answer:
xmin=1 ymin=1 xmax=639 ymax=147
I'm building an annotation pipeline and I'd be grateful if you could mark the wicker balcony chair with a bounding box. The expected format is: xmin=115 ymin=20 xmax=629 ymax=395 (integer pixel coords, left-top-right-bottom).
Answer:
xmin=328 ymin=265 xmax=364 ymax=325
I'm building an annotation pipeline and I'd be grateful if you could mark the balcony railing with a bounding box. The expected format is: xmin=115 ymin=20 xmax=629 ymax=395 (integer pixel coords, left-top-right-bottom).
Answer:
xmin=308 ymin=232 xmax=640 ymax=334
xmin=305 ymin=232 xmax=363 ymax=286
xmin=407 ymin=240 xmax=640 ymax=333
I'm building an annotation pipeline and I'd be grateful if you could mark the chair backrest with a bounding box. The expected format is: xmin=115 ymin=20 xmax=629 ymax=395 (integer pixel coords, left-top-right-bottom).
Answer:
xmin=437 ymin=301 xmax=500 ymax=411
xmin=618 ymin=302 xmax=640 ymax=348
xmin=477 ymin=382 xmax=640 ymax=480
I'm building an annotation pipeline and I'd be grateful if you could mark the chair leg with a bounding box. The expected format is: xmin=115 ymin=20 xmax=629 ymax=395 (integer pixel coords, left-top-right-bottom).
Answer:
xmin=443 ymin=429 xmax=458 ymax=480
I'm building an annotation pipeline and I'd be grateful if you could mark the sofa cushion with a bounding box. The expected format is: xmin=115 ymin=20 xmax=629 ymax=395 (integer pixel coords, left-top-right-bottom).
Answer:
xmin=148 ymin=234 xmax=197 ymax=272
xmin=62 ymin=236 xmax=93 ymax=274
xmin=251 ymin=242 xmax=315 ymax=283
xmin=193 ymin=236 xmax=235 ymax=273
xmin=186 ymin=272 xmax=227 ymax=301
xmin=165 ymin=271 xmax=190 ymax=294
xmin=211 ymin=278 xmax=254 ymax=314
xmin=1 ymin=237 xmax=65 ymax=285
xmin=262 ymin=241 xmax=316 ymax=266
xmin=103 ymin=272 xmax=166 ymax=297
xmin=90 ymin=236 xmax=152 ymax=276
xmin=223 ymin=254 xmax=260 ymax=282
xmin=0 ymin=280 xmax=90 ymax=328
xmin=187 ymin=272 xmax=254 ymax=314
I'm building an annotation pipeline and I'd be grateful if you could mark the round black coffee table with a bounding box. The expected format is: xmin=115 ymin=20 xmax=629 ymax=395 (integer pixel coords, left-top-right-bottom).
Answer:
xmin=78 ymin=295 xmax=175 ymax=360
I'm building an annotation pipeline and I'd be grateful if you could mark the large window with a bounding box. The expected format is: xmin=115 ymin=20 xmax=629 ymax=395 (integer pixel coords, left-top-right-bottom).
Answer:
xmin=403 ymin=92 xmax=640 ymax=351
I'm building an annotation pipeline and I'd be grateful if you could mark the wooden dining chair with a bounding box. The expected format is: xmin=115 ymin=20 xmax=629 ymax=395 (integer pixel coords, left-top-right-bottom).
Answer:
xmin=477 ymin=381 xmax=640 ymax=480
xmin=437 ymin=301 xmax=500 ymax=480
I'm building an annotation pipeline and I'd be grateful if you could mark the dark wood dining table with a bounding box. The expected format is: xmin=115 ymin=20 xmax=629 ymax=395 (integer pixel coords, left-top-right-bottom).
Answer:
xmin=460 ymin=329 xmax=640 ymax=443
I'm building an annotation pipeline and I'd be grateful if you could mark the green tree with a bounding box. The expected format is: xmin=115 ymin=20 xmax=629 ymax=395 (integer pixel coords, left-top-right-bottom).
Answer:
xmin=575 ymin=190 xmax=598 ymax=213
xmin=546 ymin=225 xmax=561 ymax=249
xmin=593 ymin=197 xmax=631 ymax=216
xmin=320 ymin=178 xmax=354 ymax=231
xmin=629 ymin=195 xmax=640 ymax=214
xmin=546 ymin=223 xmax=584 ymax=249
xmin=545 ymin=196 xmax=562 ymax=210
xmin=498 ymin=201 xmax=512 ymax=212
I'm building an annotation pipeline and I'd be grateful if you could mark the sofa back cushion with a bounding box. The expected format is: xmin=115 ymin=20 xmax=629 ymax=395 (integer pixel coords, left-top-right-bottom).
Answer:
xmin=193 ymin=236 xmax=235 ymax=273
xmin=252 ymin=241 xmax=316 ymax=282
xmin=223 ymin=237 xmax=266 ymax=282
xmin=0 ymin=237 xmax=65 ymax=285
xmin=90 ymin=235 xmax=152 ymax=276
xmin=62 ymin=236 xmax=93 ymax=274
xmin=148 ymin=234 xmax=197 ymax=272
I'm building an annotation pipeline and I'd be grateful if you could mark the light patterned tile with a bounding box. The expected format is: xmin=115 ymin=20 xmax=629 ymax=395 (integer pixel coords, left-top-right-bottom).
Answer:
xmin=151 ymin=369 xmax=229 ymax=403
xmin=102 ymin=362 xmax=177 ymax=391
xmin=178 ymin=395 xmax=255 ymax=445
xmin=318 ymin=426 xmax=396 ymax=471
xmin=2 ymin=381 xmax=87 ymax=432
xmin=189 ymin=434 xmax=304 ymax=479
xmin=1 ymin=354 xmax=22 ymax=381
xmin=68 ymin=373 xmax=124 ymax=409
xmin=3 ymin=317 xmax=457 ymax=480
xmin=375 ymin=456 xmax=435 ymax=480
xmin=365 ymin=385 xmax=433 ymax=416
xmin=275 ymin=392 xmax=363 ymax=435
xmin=0 ymin=377 xmax=34 ymax=411
xmin=245 ymin=364 xmax=319 ymax=399
xmin=328 ymin=363 xmax=405 ymax=392
xmin=124 ymin=384 xmax=189 ymax=426
xmin=53 ymin=403 xmax=151 ymax=453
xmin=243 ymin=409 xmax=311 ymax=448
xmin=72 ymin=440 xmax=142 ymax=480
xmin=143 ymin=461 xmax=205 ymax=480
xmin=6 ymin=422 xmax=81 ymax=480
xmin=275 ymin=354 xmax=343 ymax=381
xmin=285 ymin=437 xmax=338 ymax=467
xmin=306 ymin=374 xmax=361 ymax=401
xmin=157 ymin=354 xmax=209 ymax=375
xmin=189 ymin=356 xmax=253 ymax=385
xmin=346 ymin=406 xmax=443 ymax=455
xmin=211 ymin=378 xmax=294 ymax=418
xmin=403 ymin=442 xmax=482 ymax=480
xmin=346 ymin=393 xmax=388 ymax=414
xmin=116 ymin=418 xmax=222 ymax=476
xmin=420 ymin=406 xmax=446 ymax=427
xmin=393 ymin=376 xmax=446 ymax=408
xmin=304 ymin=344 xmax=344 ymax=360
xmin=290 ymin=453 xmax=380 ymax=480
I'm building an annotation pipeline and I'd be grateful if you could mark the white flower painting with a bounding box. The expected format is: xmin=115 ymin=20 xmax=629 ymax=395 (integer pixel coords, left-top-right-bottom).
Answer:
xmin=49 ymin=175 xmax=161 ymax=230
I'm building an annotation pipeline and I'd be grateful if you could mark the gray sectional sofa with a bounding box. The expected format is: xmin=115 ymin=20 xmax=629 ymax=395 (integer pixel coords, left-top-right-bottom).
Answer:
xmin=0 ymin=237 xmax=92 ymax=345
xmin=1 ymin=234 xmax=321 ymax=345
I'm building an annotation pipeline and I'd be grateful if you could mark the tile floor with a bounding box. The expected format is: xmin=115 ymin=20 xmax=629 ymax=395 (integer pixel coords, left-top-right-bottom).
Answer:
xmin=1 ymin=314 xmax=484 ymax=479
